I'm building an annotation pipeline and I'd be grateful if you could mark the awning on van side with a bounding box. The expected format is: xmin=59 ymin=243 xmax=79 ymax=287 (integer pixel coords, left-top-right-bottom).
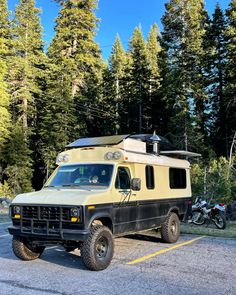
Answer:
xmin=160 ymin=151 xmax=201 ymax=158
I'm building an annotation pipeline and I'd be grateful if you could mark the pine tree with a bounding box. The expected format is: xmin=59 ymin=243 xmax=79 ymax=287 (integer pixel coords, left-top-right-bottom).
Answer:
xmin=146 ymin=24 xmax=162 ymax=132
xmin=5 ymin=0 xmax=45 ymax=192
xmin=9 ymin=0 xmax=45 ymax=133
xmin=0 ymin=0 xmax=11 ymax=151
xmin=3 ymin=124 xmax=33 ymax=194
xmin=206 ymin=4 xmax=227 ymax=156
xmin=48 ymin=0 xmax=102 ymax=98
xmin=38 ymin=0 xmax=103 ymax=178
xmin=161 ymin=0 xmax=209 ymax=153
xmin=128 ymin=26 xmax=151 ymax=133
xmin=103 ymin=35 xmax=128 ymax=134
xmin=225 ymin=0 xmax=236 ymax=157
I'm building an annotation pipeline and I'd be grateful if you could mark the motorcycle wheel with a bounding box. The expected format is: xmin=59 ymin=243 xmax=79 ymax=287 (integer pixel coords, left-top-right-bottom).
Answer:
xmin=213 ymin=212 xmax=226 ymax=230
xmin=192 ymin=211 xmax=205 ymax=225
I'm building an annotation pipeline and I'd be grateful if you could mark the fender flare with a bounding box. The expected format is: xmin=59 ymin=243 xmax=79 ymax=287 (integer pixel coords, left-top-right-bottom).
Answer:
xmin=88 ymin=212 xmax=113 ymax=230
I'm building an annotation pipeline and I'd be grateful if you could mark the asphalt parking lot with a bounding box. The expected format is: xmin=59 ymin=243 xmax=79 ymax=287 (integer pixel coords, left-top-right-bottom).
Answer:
xmin=0 ymin=222 xmax=236 ymax=295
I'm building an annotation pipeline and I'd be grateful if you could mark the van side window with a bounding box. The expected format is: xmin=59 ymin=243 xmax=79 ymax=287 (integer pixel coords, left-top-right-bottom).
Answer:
xmin=145 ymin=165 xmax=154 ymax=189
xmin=115 ymin=167 xmax=131 ymax=190
xmin=169 ymin=168 xmax=186 ymax=189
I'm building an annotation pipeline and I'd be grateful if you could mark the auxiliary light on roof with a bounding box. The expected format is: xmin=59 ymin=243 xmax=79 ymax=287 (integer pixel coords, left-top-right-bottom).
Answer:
xmin=56 ymin=154 xmax=70 ymax=164
xmin=104 ymin=151 xmax=122 ymax=160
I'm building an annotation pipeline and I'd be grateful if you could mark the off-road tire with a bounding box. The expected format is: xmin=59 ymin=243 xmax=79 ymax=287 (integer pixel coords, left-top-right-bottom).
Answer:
xmin=192 ymin=211 xmax=205 ymax=225
xmin=12 ymin=236 xmax=45 ymax=261
xmin=161 ymin=212 xmax=180 ymax=243
xmin=214 ymin=212 xmax=226 ymax=230
xmin=80 ymin=225 xmax=114 ymax=271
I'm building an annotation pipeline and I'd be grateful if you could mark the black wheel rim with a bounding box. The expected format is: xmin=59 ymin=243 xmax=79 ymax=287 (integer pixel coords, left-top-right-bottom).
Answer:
xmin=95 ymin=236 xmax=108 ymax=259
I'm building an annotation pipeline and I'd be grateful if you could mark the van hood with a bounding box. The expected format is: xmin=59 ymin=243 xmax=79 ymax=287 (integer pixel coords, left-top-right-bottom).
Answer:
xmin=12 ymin=188 xmax=107 ymax=206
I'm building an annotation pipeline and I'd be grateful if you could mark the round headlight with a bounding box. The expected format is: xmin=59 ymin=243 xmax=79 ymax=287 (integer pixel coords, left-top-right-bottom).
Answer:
xmin=70 ymin=208 xmax=79 ymax=217
xmin=13 ymin=206 xmax=21 ymax=214
xmin=113 ymin=151 xmax=122 ymax=160
xmin=104 ymin=152 xmax=113 ymax=160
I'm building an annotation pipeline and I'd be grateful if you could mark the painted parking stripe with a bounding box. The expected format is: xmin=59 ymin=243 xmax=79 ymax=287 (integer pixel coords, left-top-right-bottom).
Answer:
xmin=127 ymin=236 xmax=205 ymax=265
xmin=0 ymin=222 xmax=11 ymax=225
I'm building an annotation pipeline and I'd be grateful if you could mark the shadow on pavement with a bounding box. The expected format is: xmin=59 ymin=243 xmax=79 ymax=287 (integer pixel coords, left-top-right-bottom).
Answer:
xmin=40 ymin=247 xmax=87 ymax=270
xmin=124 ymin=232 xmax=163 ymax=243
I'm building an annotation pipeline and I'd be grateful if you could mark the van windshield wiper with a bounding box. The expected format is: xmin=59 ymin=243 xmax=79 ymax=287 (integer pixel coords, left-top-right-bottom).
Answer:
xmin=61 ymin=184 xmax=81 ymax=187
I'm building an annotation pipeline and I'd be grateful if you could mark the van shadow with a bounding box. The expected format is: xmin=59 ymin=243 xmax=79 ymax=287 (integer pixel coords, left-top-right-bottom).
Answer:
xmin=124 ymin=232 xmax=163 ymax=243
xmin=40 ymin=247 xmax=87 ymax=270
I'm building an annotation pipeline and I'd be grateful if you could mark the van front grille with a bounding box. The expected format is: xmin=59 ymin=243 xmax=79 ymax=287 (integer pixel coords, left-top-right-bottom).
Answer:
xmin=21 ymin=206 xmax=71 ymax=221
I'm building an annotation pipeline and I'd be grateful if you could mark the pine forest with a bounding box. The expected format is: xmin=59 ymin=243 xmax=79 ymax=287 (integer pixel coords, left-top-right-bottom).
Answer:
xmin=0 ymin=0 xmax=235 ymax=202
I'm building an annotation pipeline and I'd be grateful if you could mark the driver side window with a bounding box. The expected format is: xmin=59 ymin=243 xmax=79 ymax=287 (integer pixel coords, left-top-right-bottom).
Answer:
xmin=115 ymin=167 xmax=131 ymax=190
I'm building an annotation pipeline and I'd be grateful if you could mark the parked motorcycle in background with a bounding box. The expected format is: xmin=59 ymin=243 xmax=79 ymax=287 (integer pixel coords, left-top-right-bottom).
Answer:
xmin=192 ymin=197 xmax=226 ymax=229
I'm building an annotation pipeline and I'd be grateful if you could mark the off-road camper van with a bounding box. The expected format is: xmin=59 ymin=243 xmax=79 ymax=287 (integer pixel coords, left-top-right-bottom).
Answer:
xmin=8 ymin=134 xmax=198 ymax=270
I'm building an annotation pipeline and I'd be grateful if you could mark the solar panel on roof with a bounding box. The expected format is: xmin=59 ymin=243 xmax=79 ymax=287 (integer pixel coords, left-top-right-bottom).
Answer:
xmin=66 ymin=135 xmax=129 ymax=148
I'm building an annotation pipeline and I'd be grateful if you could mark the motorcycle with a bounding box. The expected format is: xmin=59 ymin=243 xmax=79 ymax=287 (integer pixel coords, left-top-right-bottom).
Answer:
xmin=192 ymin=197 xmax=226 ymax=229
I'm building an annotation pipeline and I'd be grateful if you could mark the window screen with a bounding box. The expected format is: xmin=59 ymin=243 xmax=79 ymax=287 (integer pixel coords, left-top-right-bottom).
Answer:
xmin=146 ymin=165 xmax=155 ymax=189
xmin=169 ymin=168 xmax=186 ymax=189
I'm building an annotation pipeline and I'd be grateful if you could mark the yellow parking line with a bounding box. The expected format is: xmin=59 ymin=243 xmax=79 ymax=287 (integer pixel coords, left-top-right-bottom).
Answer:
xmin=127 ymin=236 xmax=205 ymax=265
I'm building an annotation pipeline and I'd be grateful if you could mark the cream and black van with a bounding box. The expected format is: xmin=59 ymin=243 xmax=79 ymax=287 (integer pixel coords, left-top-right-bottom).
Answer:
xmin=8 ymin=134 xmax=198 ymax=271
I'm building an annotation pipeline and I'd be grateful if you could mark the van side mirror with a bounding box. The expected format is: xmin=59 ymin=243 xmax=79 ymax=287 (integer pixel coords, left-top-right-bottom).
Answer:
xmin=131 ymin=178 xmax=141 ymax=191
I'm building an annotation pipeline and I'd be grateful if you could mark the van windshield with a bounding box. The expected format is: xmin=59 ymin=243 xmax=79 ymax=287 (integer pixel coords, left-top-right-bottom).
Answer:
xmin=46 ymin=164 xmax=114 ymax=188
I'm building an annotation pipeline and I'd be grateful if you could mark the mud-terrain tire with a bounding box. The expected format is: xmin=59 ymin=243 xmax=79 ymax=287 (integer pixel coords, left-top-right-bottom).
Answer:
xmin=161 ymin=212 xmax=180 ymax=243
xmin=80 ymin=225 xmax=114 ymax=271
xmin=12 ymin=236 xmax=45 ymax=261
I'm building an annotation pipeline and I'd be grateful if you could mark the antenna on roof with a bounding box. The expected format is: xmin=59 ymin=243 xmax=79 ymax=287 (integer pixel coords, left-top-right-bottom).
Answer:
xmin=150 ymin=131 xmax=161 ymax=156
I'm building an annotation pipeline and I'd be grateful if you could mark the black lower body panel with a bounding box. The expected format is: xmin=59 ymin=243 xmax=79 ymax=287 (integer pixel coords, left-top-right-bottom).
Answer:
xmin=8 ymin=226 xmax=89 ymax=242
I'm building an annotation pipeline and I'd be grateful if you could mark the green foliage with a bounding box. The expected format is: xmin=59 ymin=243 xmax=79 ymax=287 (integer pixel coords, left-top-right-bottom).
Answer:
xmin=0 ymin=0 xmax=235 ymax=203
xmin=225 ymin=0 xmax=236 ymax=156
xmin=37 ymin=0 xmax=103 ymax=177
xmin=191 ymin=157 xmax=236 ymax=202
xmin=161 ymin=0 xmax=209 ymax=154
xmin=9 ymin=0 xmax=45 ymax=130
xmin=0 ymin=0 xmax=11 ymax=150
xmin=3 ymin=124 xmax=33 ymax=194
xmin=0 ymin=181 xmax=14 ymax=198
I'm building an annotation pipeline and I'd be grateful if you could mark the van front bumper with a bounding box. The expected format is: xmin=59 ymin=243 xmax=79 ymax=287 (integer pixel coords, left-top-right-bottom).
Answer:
xmin=8 ymin=225 xmax=90 ymax=242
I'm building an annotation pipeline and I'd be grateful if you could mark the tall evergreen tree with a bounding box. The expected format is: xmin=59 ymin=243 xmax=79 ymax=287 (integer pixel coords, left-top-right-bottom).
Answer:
xmin=38 ymin=0 xmax=103 ymax=178
xmin=3 ymin=124 xmax=33 ymax=194
xmin=9 ymin=0 xmax=44 ymax=133
xmin=161 ymin=0 xmax=209 ymax=153
xmin=0 ymin=0 xmax=11 ymax=151
xmin=146 ymin=24 xmax=163 ymax=132
xmin=103 ymin=35 xmax=128 ymax=134
xmin=5 ymin=0 xmax=45 ymax=192
xmin=206 ymin=4 xmax=227 ymax=156
xmin=225 ymin=0 xmax=236 ymax=156
xmin=128 ymin=26 xmax=151 ymax=133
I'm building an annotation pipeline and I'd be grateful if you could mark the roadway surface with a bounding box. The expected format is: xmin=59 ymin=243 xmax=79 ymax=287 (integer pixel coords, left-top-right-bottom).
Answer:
xmin=0 ymin=222 xmax=235 ymax=295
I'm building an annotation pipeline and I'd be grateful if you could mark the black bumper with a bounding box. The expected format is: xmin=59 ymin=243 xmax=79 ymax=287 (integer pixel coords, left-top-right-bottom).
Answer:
xmin=8 ymin=226 xmax=90 ymax=242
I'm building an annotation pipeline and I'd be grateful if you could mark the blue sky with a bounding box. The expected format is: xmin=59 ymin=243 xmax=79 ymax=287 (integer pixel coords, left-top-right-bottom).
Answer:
xmin=8 ymin=0 xmax=231 ymax=60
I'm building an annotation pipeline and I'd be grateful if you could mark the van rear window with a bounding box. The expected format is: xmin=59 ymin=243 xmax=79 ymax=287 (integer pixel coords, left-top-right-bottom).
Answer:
xmin=169 ymin=168 xmax=186 ymax=189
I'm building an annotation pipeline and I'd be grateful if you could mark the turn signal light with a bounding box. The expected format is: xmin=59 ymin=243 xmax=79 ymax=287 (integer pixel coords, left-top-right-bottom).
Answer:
xmin=71 ymin=217 xmax=78 ymax=222
xmin=14 ymin=214 xmax=21 ymax=219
